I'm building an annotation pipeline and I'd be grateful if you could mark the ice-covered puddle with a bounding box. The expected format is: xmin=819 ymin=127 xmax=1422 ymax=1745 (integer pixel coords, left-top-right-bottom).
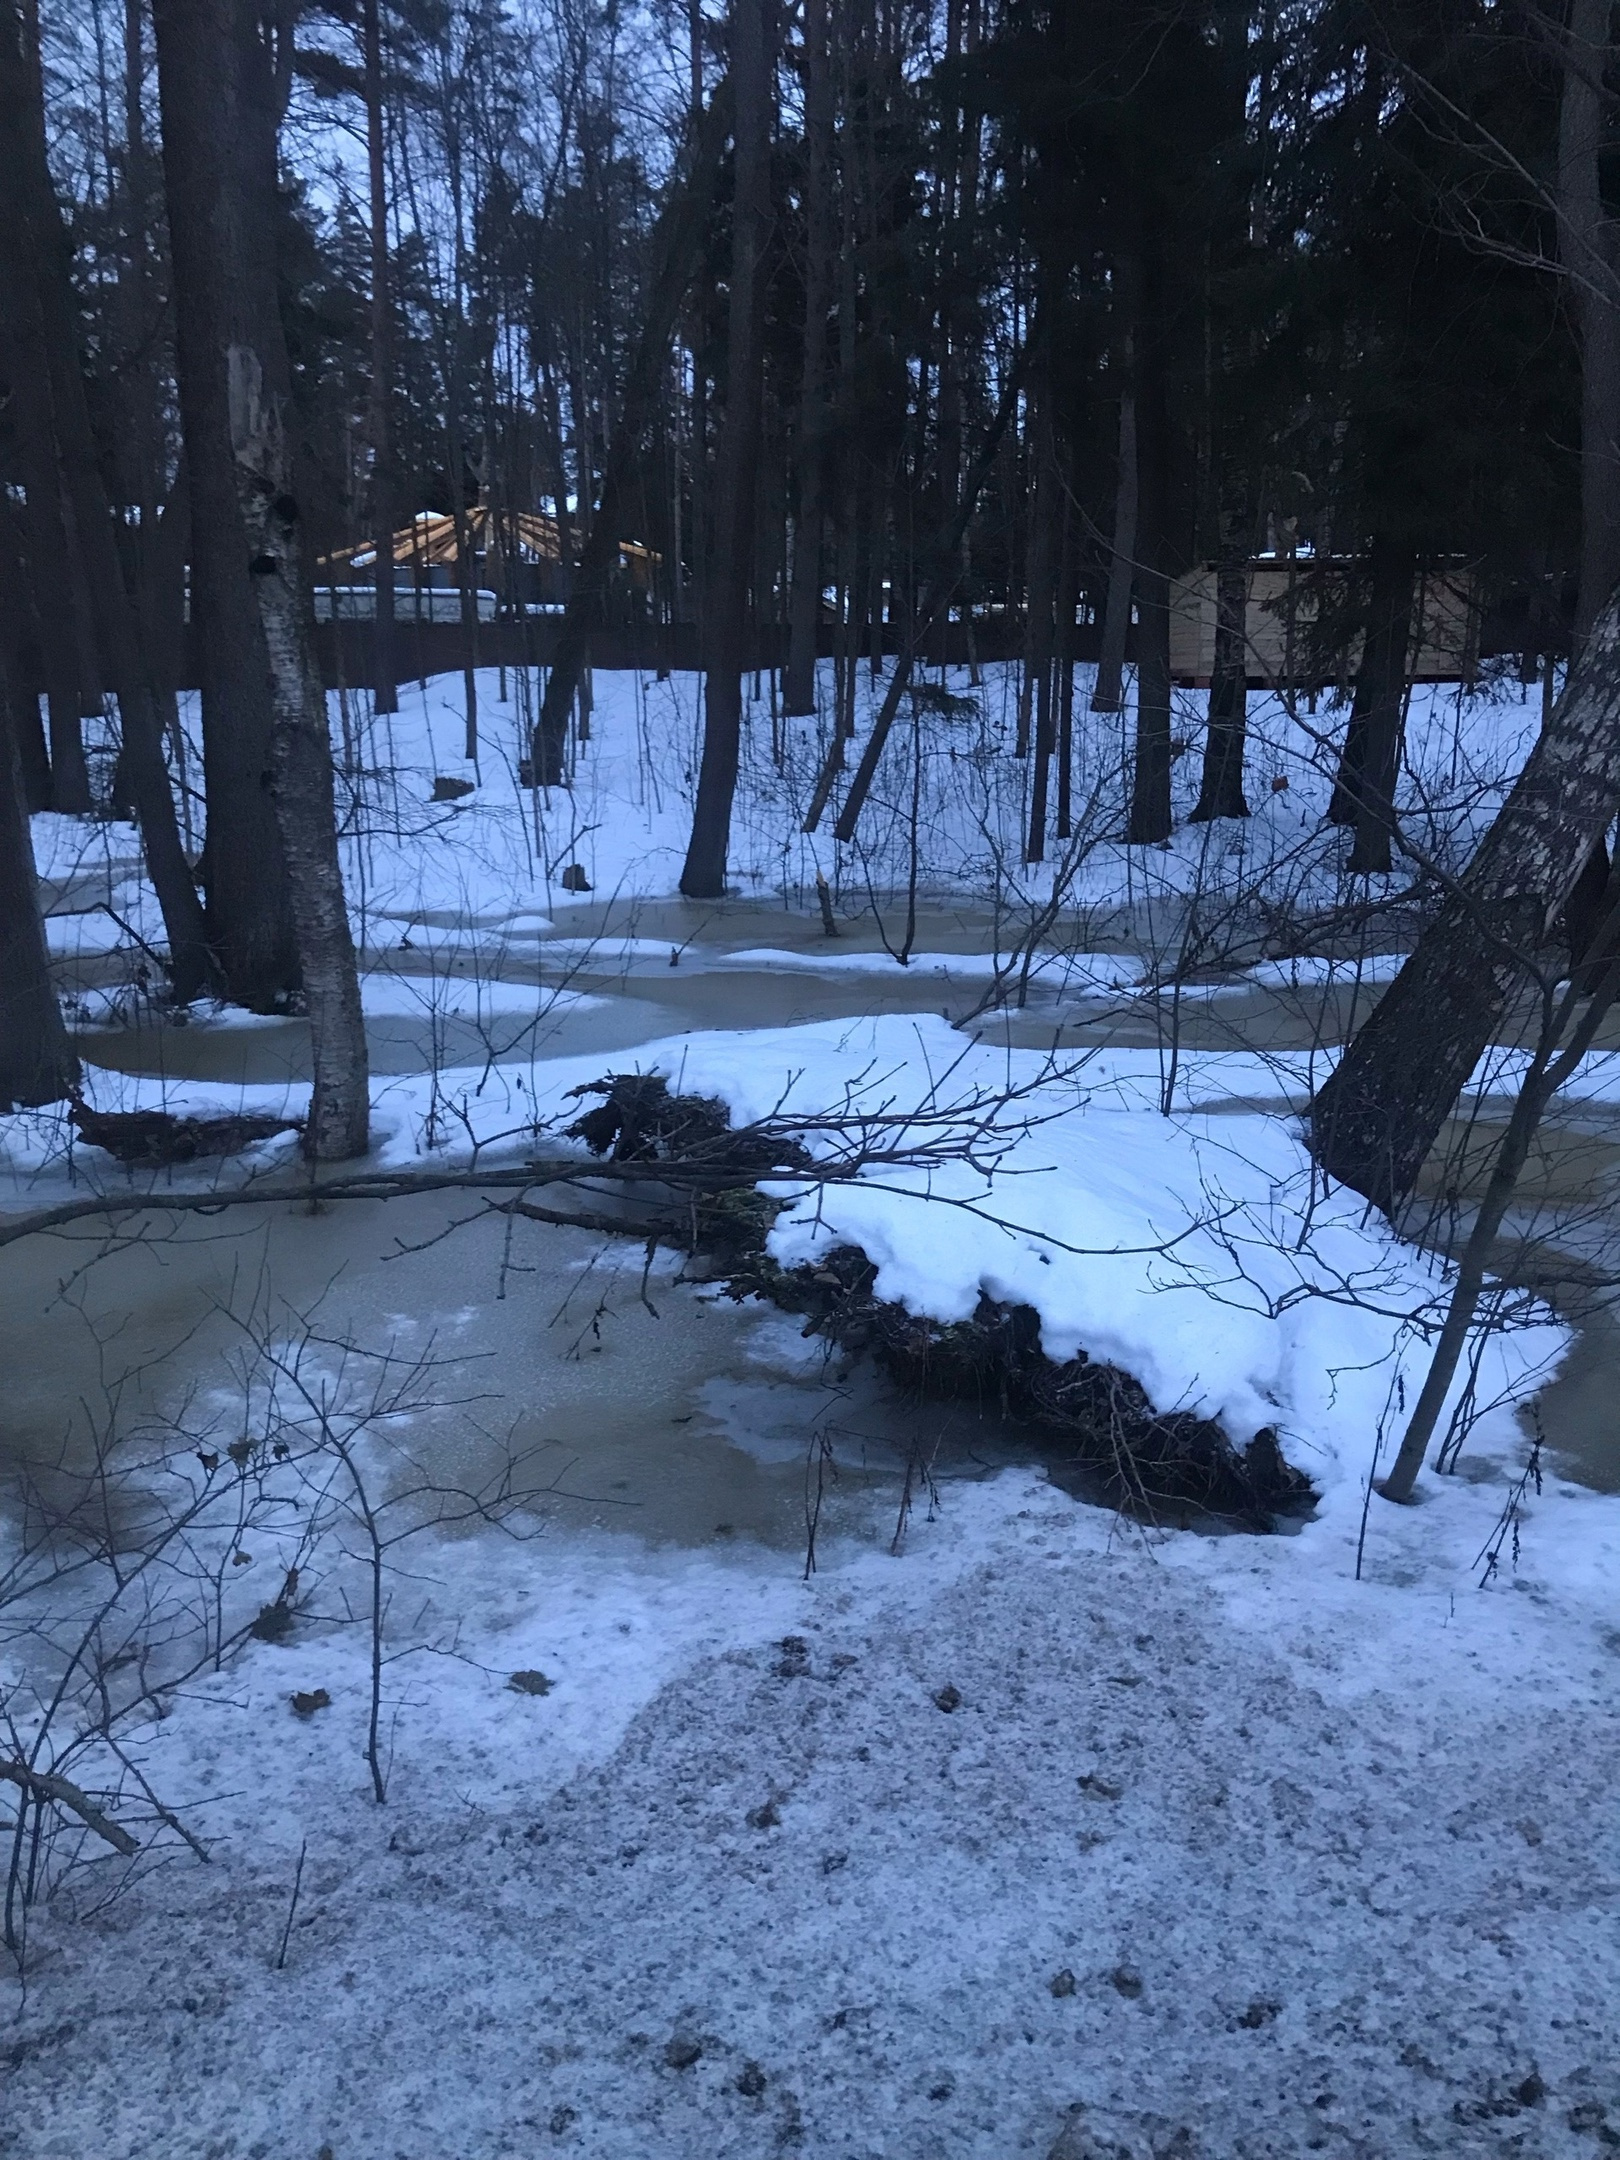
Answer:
xmin=0 ymin=1191 xmax=1095 ymax=1555
xmin=58 ymin=894 xmax=1471 ymax=1088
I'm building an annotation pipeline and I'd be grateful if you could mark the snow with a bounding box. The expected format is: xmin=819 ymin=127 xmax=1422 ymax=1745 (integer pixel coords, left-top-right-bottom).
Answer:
xmin=6 ymin=661 xmax=1618 ymax=2155
xmin=5 ymin=1468 xmax=1620 ymax=2157
xmin=357 ymin=973 xmax=602 ymax=1023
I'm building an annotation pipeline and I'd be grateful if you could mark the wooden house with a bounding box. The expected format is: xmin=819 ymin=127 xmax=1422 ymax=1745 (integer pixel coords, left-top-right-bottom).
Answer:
xmin=316 ymin=505 xmax=659 ymax=619
xmin=1168 ymin=557 xmax=1480 ymax=688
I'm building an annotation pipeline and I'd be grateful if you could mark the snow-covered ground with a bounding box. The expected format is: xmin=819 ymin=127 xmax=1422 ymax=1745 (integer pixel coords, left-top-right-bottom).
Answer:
xmin=29 ymin=656 xmax=1548 ymax=981
xmin=6 ymin=1463 xmax=1619 ymax=2157
xmin=5 ymin=662 xmax=1618 ymax=2156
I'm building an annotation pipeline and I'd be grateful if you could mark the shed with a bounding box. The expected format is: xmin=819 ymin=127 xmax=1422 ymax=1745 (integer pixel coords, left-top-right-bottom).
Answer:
xmin=1169 ymin=557 xmax=1480 ymax=688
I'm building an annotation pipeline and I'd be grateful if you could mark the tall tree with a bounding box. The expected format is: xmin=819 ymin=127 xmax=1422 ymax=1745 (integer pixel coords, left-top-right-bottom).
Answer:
xmin=781 ymin=0 xmax=833 ymax=718
xmin=154 ymin=0 xmax=298 ymax=1006
xmin=363 ymin=0 xmax=399 ymax=717
xmin=1190 ymin=492 xmax=1252 ymax=822
xmin=0 ymin=0 xmax=214 ymax=997
xmin=1309 ymin=586 xmax=1620 ymax=1216
xmin=528 ymin=77 xmax=729 ymax=786
xmin=1126 ymin=237 xmax=1174 ymax=846
xmin=681 ymin=0 xmax=772 ymax=899
xmin=1559 ymin=0 xmax=1620 ymax=652
xmin=0 ymin=654 xmax=77 ymax=1110
xmin=154 ymin=0 xmax=369 ymax=1157
xmin=1325 ymin=534 xmax=1416 ymax=872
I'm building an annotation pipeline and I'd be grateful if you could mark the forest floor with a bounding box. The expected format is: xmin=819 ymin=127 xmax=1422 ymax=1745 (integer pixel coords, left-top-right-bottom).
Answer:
xmin=4 ymin=663 xmax=1619 ymax=2158
xmin=4 ymin=1465 xmax=1620 ymax=2160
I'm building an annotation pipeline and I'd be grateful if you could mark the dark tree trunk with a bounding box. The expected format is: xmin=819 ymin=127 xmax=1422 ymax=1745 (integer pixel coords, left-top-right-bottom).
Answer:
xmin=1327 ymin=535 xmax=1415 ymax=874
xmin=681 ymin=0 xmax=771 ymax=900
xmin=1309 ymin=583 xmax=1620 ymax=1216
xmin=0 ymin=0 xmax=215 ymax=998
xmin=1024 ymin=385 xmax=1058 ymax=864
xmin=1126 ymin=337 xmax=1172 ymax=845
xmin=1091 ymin=345 xmax=1137 ymax=716
xmin=1561 ymin=0 xmax=1620 ymax=651
xmin=0 ymin=494 xmax=52 ymax=811
xmin=0 ymin=653 xmax=77 ymax=1109
xmin=781 ymin=0 xmax=832 ymax=718
xmin=363 ymin=0 xmax=398 ymax=717
xmin=153 ymin=0 xmax=297 ymax=1007
xmin=238 ymin=5 xmax=368 ymax=1157
xmin=1054 ymin=480 xmax=1079 ymax=841
xmin=1190 ymin=494 xmax=1251 ymax=822
xmin=1563 ymin=824 xmax=1616 ymax=985
xmin=0 ymin=151 xmax=93 ymax=815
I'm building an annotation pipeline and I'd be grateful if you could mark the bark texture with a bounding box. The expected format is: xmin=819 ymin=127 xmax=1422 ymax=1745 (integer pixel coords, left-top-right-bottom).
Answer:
xmin=1309 ymin=583 xmax=1620 ymax=1215
xmin=154 ymin=0 xmax=366 ymax=1152
xmin=363 ymin=0 xmax=398 ymax=718
xmin=0 ymin=34 xmax=92 ymax=819
xmin=1023 ymin=384 xmax=1058 ymax=863
xmin=0 ymin=654 xmax=78 ymax=1109
xmin=781 ymin=0 xmax=833 ymax=718
xmin=1125 ymin=258 xmax=1173 ymax=845
xmin=153 ymin=0 xmax=298 ymax=1006
xmin=1091 ymin=373 xmax=1137 ymax=716
xmin=1190 ymin=497 xmax=1251 ymax=822
xmin=681 ymin=0 xmax=771 ymax=898
xmin=228 ymin=343 xmax=370 ymax=1160
xmin=1326 ymin=536 xmax=1416 ymax=874
xmin=0 ymin=496 xmax=52 ymax=810
xmin=1560 ymin=0 xmax=1620 ymax=650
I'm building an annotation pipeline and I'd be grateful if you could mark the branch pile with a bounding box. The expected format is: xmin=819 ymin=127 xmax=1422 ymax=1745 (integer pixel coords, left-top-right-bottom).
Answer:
xmin=569 ymin=1076 xmax=1319 ymax=1527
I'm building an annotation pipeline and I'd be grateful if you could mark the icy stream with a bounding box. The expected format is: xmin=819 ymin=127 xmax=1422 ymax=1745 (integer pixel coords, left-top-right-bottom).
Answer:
xmin=17 ymin=896 xmax=1620 ymax=1517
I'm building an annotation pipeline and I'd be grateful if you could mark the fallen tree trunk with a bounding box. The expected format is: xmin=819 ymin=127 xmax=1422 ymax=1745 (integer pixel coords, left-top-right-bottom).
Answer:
xmin=1309 ymin=582 xmax=1620 ymax=1216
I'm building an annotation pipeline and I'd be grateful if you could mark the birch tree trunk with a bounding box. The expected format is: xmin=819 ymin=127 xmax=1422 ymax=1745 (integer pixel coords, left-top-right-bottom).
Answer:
xmin=228 ymin=344 xmax=370 ymax=1161
xmin=153 ymin=0 xmax=297 ymax=1006
xmin=155 ymin=0 xmax=368 ymax=1154
xmin=1309 ymin=584 xmax=1620 ymax=1215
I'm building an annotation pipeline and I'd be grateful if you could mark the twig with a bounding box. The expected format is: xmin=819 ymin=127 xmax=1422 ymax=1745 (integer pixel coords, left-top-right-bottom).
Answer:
xmin=275 ymin=1838 xmax=308 ymax=1970
xmin=0 ymin=1761 xmax=138 ymax=1856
